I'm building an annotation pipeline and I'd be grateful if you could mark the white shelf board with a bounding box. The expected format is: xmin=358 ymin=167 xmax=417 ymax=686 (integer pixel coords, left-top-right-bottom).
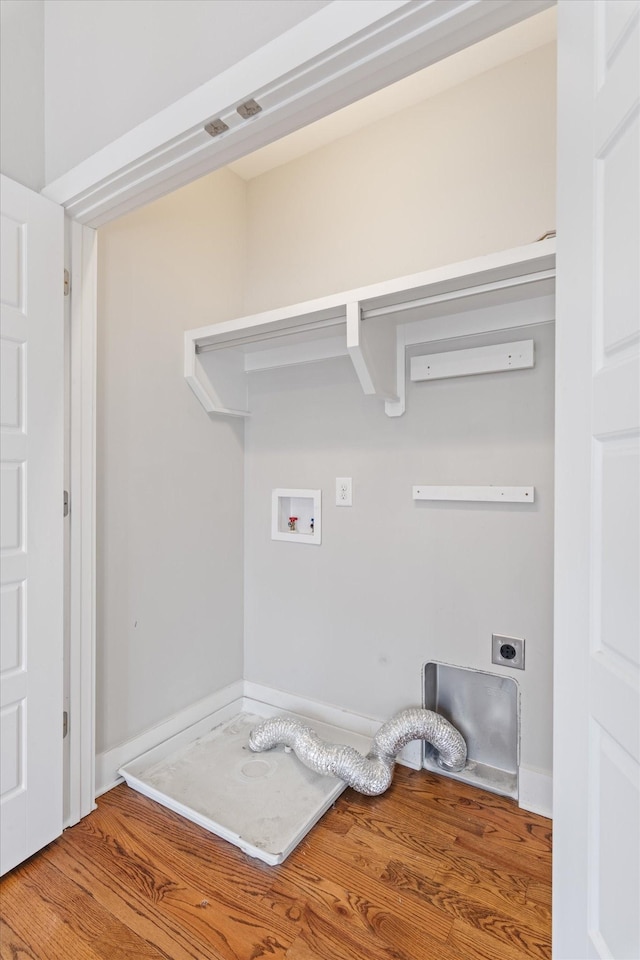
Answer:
xmin=413 ymin=485 xmax=535 ymax=503
xmin=243 ymin=334 xmax=347 ymax=373
xmin=184 ymin=239 xmax=556 ymax=417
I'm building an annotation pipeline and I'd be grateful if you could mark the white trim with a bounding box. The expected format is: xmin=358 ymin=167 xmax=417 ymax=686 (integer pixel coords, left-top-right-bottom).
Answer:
xmin=518 ymin=764 xmax=553 ymax=819
xmin=96 ymin=679 xmax=423 ymax=796
xmin=243 ymin=681 xmax=424 ymax=770
xmin=42 ymin=1 xmax=406 ymax=206
xmin=41 ymin=0 xmax=552 ymax=227
xmin=413 ymin=485 xmax=535 ymax=503
xmin=243 ymin=681 xmax=383 ymax=739
xmin=95 ymin=681 xmax=245 ymax=796
xmin=96 ymin=679 xmax=551 ymax=810
xmin=410 ymin=339 xmax=535 ymax=382
xmin=66 ymin=221 xmax=98 ymax=826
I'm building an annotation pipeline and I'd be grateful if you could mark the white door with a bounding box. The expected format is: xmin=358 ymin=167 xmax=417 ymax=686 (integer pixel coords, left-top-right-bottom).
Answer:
xmin=0 ymin=175 xmax=65 ymax=875
xmin=554 ymin=1 xmax=640 ymax=958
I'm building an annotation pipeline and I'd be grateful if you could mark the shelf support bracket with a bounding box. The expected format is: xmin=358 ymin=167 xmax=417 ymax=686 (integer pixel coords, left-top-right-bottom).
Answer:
xmin=385 ymin=325 xmax=406 ymax=418
xmin=346 ymin=301 xmax=399 ymax=404
xmin=184 ymin=333 xmax=250 ymax=417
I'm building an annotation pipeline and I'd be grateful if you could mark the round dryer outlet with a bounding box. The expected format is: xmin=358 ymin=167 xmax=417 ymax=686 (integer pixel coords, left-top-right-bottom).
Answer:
xmin=492 ymin=634 xmax=525 ymax=670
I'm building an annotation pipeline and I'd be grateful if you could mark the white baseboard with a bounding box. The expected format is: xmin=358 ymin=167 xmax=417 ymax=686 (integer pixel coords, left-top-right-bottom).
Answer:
xmin=96 ymin=679 xmax=546 ymax=803
xmin=518 ymin=765 xmax=553 ymax=819
xmin=258 ymin=686 xmax=553 ymax=815
xmin=243 ymin=681 xmax=423 ymax=769
xmin=95 ymin=680 xmax=244 ymax=796
xmin=96 ymin=680 xmax=425 ymax=797
xmin=243 ymin=681 xmax=382 ymax=738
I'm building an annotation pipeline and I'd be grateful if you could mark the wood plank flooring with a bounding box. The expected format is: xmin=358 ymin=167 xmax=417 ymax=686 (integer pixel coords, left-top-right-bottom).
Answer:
xmin=0 ymin=767 xmax=552 ymax=960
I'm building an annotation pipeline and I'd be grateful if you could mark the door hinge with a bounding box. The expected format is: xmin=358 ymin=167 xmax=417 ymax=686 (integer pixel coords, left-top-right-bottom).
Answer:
xmin=64 ymin=268 xmax=70 ymax=296
xmin=63 ymin=490 xmax=70 ymax=517
xmin=63 ymin=711 xmax=69 ymax=739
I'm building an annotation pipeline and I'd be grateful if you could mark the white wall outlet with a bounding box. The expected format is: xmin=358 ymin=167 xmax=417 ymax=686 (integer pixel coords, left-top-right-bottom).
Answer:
xmin=335 ymin=477 xmax=352 ymax=506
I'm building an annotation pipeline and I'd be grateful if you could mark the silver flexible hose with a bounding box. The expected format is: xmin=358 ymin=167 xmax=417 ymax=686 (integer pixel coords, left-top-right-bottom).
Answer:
xmin=248 ymin=707 xmax=467 ymax=796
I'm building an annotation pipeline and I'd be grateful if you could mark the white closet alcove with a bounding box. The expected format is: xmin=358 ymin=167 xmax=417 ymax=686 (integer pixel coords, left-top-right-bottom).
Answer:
xmin=184 ymin=238 xmax=555 ymax=418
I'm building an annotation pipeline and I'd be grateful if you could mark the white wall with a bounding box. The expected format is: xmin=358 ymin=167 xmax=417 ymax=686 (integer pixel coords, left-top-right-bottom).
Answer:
xmin=244 ymin=43 xmax=556 ymax=312
xmin=241 ymin=44 xmax=557 ymax=780
xmin=43 ymin=0 xmax=329 ymax=184
xmin=96 ymin=169 xmax=247 ymax=754
xmin=244 ymin=319 xmax=555 ymax=776
xmin=0 ymin=0 xmax=44 ymax=190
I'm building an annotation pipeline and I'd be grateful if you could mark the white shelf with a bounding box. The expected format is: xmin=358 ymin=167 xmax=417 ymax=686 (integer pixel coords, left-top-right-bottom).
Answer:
xmin=413 ymin=485 xmax=535 ymax=503
xmin=184 ymin=239 xmax=555 ymax=418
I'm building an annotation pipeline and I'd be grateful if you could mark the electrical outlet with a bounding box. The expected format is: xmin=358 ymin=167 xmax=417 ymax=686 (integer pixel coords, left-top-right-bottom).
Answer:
xmin=335 ymin=477 xmax=352 ymax=506
xmin=492 ymin=634 xmax=525 ymax=670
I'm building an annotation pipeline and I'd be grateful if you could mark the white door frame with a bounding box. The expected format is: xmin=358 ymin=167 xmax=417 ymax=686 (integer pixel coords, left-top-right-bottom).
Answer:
xmin=59 ymin=0 xmax=552 ymax=815
xmin=66 ymin=221 xmax=97 ymax=825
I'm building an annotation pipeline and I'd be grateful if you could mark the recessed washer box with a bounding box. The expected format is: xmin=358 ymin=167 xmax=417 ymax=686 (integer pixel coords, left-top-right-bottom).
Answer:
xmin=423 ymin=661 xmax=519 ymax=799
xmin=272 ymin=488 xmax=321 ymax=544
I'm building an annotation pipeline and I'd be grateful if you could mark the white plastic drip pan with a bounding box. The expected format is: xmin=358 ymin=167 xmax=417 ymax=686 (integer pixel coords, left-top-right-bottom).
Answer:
xmin=119 ymin=710 xmax=370 ymax=865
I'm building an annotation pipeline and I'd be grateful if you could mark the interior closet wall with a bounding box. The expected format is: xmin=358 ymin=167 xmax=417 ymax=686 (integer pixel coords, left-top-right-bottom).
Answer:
xmin=96 ymin=169 xmax=247 ymax=755
xmin=95 ymin=38 xmax=556 ymax=776
xmin=244 ymin=324 xmax=555 ymax=776
xmin=243 ymin=43 xmax=557 ymax=781
xmin=244 ymin=43 xmax=556 ymax=312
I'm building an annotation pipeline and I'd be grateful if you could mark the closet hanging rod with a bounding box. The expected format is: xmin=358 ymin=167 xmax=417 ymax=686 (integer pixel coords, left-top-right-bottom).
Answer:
xmin=195 ymin=315 xmax=346 ymax=353
xmin=362 ymin=269 xmax=555 ymax=319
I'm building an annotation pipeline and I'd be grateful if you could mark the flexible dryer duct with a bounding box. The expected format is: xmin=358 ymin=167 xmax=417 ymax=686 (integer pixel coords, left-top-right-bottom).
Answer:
xmin=249 ymin=707 xmax=467 ymax=796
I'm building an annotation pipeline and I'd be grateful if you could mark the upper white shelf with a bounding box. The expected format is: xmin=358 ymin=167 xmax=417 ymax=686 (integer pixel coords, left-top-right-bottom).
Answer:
xmin=184 ymin=238 xmax=555 ymax=418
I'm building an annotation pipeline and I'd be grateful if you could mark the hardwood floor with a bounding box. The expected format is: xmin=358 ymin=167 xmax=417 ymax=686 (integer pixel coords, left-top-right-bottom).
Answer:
xmin=0 ymin=766 xmax=552 ymax=960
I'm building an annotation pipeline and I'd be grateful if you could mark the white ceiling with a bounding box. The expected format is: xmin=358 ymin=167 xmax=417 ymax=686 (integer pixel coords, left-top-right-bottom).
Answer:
xmin=229 ymin=5 xmax=557 ymax=181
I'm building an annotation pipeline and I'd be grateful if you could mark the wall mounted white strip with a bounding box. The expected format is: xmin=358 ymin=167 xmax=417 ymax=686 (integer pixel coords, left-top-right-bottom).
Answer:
xmin=410 ymin=339 xmax=534 ymax=382
xmin=413 ymin=486 xmax=535 ymax=503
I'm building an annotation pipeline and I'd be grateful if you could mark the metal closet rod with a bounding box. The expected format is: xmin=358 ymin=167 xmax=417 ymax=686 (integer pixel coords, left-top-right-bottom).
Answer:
xmin=363 ymin=269 xmax=555 ymax=319
xmin=195 ymin=316 xmax=345 ymax=353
